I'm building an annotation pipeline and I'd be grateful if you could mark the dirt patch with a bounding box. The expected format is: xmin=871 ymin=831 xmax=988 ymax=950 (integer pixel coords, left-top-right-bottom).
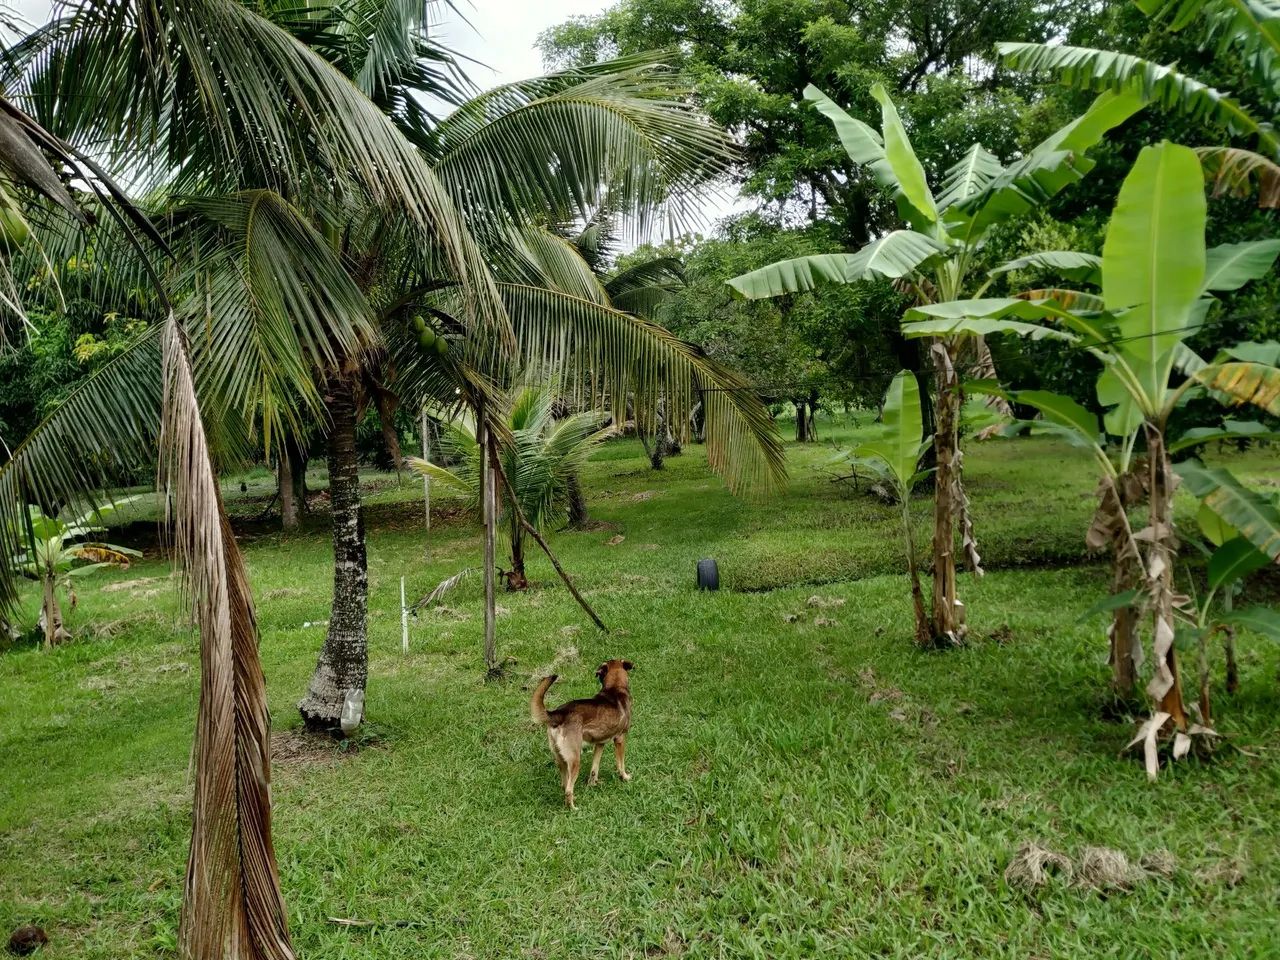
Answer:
xmin=272 ymin=730 xmax=345 ymax=770
xmin=100 ymin=574 xmax=173 ymax=594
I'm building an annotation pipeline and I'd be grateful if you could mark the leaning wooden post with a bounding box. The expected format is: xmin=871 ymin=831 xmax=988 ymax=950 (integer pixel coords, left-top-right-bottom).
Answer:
xmin=420 ymin=404 xmax=431 ymax=533
xmin=478 ymin=400 xmax=498 ymax=676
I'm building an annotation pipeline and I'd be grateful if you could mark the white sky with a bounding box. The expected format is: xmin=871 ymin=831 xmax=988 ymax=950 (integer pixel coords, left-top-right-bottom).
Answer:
xmin=437 ymin=0 xmax=606 ymax=85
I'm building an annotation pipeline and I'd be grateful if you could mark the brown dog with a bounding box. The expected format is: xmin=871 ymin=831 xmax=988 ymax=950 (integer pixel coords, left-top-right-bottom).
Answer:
xmin=531 ymin=659 xmax=633 ymax=808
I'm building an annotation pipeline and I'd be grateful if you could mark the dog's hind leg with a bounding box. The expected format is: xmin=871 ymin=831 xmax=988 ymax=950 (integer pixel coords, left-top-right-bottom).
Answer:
xmin=587 ymin=743 xmax=604 ymax=786
xmin=614 ymin=734 xmax=631 ymax=782
xmin=564 ymin=749 xmax=581 ymax=809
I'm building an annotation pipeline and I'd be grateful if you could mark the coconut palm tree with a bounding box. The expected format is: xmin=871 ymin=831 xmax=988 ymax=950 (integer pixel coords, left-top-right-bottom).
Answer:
xmin=409 ymin=388 xmax=613 ymax=589
xmin=0 ymin=84 xmax=300 ymax=960
xmin=1 ymin=2 xmax=785 ymax=731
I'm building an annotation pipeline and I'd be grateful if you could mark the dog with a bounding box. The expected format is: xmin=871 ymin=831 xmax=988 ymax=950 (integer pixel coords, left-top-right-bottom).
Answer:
xmin=530 ymin=659 xmax=633 ymax=809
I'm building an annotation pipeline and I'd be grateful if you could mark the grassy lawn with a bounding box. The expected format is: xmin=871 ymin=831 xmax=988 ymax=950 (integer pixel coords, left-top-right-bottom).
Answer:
xmin=2 ymin=418 xmax=1278 ymax=958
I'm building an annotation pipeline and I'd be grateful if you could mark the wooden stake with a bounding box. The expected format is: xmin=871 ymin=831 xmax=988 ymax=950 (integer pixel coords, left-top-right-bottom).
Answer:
xmin=479 ymin=402 xmax=498 ymax=674
xmin=420 ymin=404 xmax=431 ymax=533
xmin=400 ymin=576 xmax=408 ymax=655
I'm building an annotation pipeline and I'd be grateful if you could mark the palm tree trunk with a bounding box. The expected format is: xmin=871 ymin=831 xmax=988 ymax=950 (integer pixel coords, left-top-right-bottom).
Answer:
xmin=480 ymin=411 xmax=498 ymax=676
xmin=929 ymin=343 xmax=963 ymax=644
xmin=278 ymin=451 xmax=297 ymax=532
xmin=298 ymin=375 xmax=368 ymax=733
xmin=566 ymin=471 xmax=588 ymax=528
xmin=278 ymin=435 xmax=308 ymax=531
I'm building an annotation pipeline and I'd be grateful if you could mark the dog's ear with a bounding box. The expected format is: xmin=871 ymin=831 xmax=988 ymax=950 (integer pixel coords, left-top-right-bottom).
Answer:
xmin=622 ymin=660 xmax=634 ymax=671
xmin=595 ymin=663 xmax=607 ymax=681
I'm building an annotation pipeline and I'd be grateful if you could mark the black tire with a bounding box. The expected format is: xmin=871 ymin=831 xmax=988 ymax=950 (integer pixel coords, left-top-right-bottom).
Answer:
xmin=696 ymin=558 xmax=719 ymax=591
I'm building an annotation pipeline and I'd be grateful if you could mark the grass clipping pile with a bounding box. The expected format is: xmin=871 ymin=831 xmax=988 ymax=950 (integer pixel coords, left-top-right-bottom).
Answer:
xmin=1005 ymin=842 xmax=1179 ymax=893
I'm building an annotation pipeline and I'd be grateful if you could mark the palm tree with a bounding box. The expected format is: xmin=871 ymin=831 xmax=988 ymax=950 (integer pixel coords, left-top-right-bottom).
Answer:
xmin=0 ymin=85 xmax=299 ymax=960
xmin=409 ymin=388 xmax=613 ymax=589
xmin=2 ymin=3 xmax=785 ymax=730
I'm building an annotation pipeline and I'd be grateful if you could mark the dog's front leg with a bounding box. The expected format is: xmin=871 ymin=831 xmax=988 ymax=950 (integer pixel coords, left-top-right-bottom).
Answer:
xmin=614 ymin=734 xmax=632 ymax=782
xmin=588 ymin=743 xmax=604 ymax=785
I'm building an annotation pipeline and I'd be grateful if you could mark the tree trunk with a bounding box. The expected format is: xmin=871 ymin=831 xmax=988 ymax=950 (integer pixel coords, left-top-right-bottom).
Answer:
xmin=298 ymin=375 xmax=368 ymax=734
xmin=566 ymin=471 xmax=588 ymax=529
xmin=278 ymin=435 xmax=308 ymax=531
xmin=1145 ymin=426 xmax=1188 ymax=731
xmin=278 ymin=452 xmax=297 ymax=532
xmin=41 ymin=575 xmax=63 ymax=649
xmin=643 ymin=431 xmax=664 ymax=470
xmin=806 ymin=388 xmax=820 ymax=441
xmin=508 ymin=517 xmax=528 ymax=591
xmin=794 ymin=398 xmax=809 ymax=442
xmin=929 ymin=343 xmax=964 ymax=644
xmin=1223 ymin=625 xmax=1239 ymax=694
xmin=1110 ymin=593 xmax=1139 ymax=699
xmin=480 ymin=415 xmax=498 ymax=676
xmin=901 ymin=498 xmax=932 ymax=647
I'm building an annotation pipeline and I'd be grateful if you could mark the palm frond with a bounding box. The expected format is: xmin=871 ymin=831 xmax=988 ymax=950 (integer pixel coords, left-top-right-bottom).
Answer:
xmin=160 ymin=315 xmax=294 ymax=960
xmin=499 ymin=283 xmax=785 ymax=495
xmin=428 ymin=54 xmax=733 ymax=238
xmin=175 ymin=190 xmax=381 ymax=455
xmin=0 ymin=325 xmax=162 ymax=611
xmin=6 ymin=0 xmax=504 ymax=333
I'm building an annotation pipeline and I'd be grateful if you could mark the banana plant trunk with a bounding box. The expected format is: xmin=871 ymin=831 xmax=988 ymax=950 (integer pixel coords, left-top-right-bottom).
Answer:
xmin=901 ymin=499 xmax=931 ymax=647
xmin=1145 ymin=427 xmax=1188 ymax=730
xmin=929 ymin=342 xmax=964 ymax=644
xmin=298 ymin=374 xmax=368 ymax=733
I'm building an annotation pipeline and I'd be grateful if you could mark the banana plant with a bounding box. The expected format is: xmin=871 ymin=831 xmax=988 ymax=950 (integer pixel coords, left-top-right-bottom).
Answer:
xmin=10 ymin=502 xmax=140 ymax=648
xmin=1180 ymin=490 xmax=1280 ymax=728
xmin=726 ymin=80 xmax=1145 ymax=646
xmin=902 ymin=141 xmax=1280 ymax=771
xmin=847 ymin=370 xmax=935 ymax=645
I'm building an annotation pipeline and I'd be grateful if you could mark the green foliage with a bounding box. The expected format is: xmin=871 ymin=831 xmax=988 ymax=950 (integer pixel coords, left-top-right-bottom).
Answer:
xmin=408 ymin=388 xmax=612 ymax=544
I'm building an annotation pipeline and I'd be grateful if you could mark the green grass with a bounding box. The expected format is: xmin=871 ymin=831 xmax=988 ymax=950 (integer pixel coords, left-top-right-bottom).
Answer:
xmin=2 ymin=417 xmax=1279 ymax=958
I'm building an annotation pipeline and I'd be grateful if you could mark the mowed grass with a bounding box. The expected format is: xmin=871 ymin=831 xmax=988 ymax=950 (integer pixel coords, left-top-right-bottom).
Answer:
xmin=2 ymin=418 xmax=1279 ymax=958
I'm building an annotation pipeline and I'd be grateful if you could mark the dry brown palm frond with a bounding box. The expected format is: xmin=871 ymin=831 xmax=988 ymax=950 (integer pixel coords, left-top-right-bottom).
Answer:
xmin=160 ymin=316 xmax=293 ymax=960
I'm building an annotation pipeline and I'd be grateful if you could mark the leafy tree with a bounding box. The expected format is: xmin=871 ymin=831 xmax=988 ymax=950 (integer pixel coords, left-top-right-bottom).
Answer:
xmin=641 ymin=217 xmax=905 ymax=440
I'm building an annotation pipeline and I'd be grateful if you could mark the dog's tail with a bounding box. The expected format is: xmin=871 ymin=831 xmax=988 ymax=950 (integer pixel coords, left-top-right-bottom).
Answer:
xmin=530 ymin=674 xmax=558 ymax=726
